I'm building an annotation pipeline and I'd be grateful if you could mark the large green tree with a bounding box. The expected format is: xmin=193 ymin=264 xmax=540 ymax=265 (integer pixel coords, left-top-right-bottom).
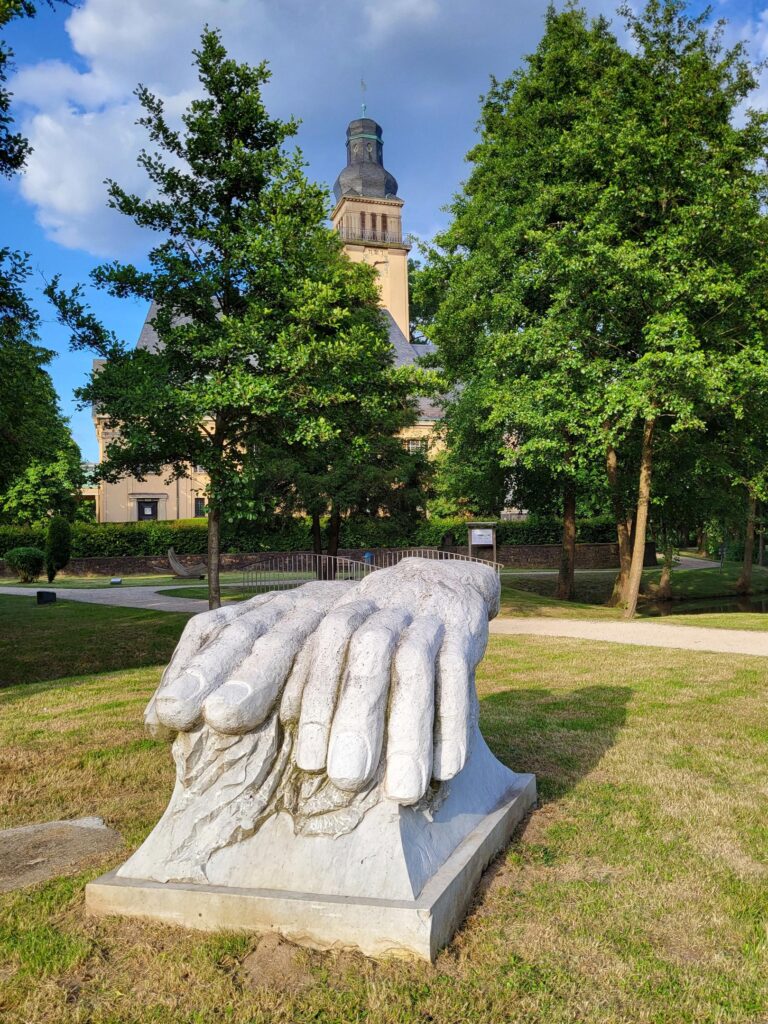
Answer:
xmin=418 ymin=6 xmax=621 ymax=599
xmin=49 ymin=29 xmax=423 ymax=607
xmin=422 ymin=1 xmax=768 ymax=615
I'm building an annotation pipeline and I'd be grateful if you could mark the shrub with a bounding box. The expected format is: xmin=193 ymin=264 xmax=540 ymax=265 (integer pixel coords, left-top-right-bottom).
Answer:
xmin=5 ymin=546 xmax=46 ymax=582
xmin=46 ymin=516 xmax=72 ymax=582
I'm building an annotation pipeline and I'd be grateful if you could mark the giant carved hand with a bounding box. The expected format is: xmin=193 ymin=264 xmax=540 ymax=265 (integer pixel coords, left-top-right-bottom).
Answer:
xmin=144 ymin=558 xmax=500 ymax=811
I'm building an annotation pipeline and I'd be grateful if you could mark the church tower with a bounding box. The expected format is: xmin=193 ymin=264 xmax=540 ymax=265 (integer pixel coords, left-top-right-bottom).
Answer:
xmin=331 ymin=118 xmax=411 ymax=339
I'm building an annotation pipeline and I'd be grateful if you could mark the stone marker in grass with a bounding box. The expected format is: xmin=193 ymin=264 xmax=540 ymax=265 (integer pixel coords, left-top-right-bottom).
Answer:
xmin=87 ymin=558 xmax=537 ymax=960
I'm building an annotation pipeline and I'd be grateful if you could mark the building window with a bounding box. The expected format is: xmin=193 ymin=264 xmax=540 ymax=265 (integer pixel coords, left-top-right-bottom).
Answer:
xmin=381 ymin=213 xmax=388 ymax=237
xmin=405 ymin=438 xmax=429 ymax=455
xmin=138 ymin=499 xmax=158 ymax=521
xmin=194 ymin=497 xmax=207 ymax=518
xmin=371 ymin=213 xmax=377 ymax=235
xmin=360 ymin=211 xmax=366 ymax=234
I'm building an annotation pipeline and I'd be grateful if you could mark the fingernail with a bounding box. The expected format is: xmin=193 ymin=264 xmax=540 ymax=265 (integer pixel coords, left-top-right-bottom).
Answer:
xmin=296 ymin=723 xmax=328 ymax=772
xmin=327 ymin=732 xmax=371 ymax=791
xmin=385 ymin=754 xmax=426 ymax=805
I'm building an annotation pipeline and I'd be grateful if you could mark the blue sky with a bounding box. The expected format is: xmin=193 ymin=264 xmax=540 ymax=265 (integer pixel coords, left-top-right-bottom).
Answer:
xmin=3 ymin=0 xmax=764 ymax=460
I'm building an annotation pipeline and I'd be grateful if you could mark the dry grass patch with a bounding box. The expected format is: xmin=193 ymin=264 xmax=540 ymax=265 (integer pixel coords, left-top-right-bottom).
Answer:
xmin=1 ymin=634 xmax=768 ymax=1022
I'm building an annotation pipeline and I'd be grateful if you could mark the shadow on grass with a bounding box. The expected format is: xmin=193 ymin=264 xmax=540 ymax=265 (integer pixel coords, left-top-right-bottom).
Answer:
xmin=480 ymin=684 xmax=632 ymax=803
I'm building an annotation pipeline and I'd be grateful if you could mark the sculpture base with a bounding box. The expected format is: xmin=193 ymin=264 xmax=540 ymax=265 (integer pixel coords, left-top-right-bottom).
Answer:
xmin=86 ymin=773 xmax=535 ymax=961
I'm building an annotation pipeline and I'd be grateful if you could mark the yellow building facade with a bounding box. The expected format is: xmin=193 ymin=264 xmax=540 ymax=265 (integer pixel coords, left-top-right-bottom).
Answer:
xmin=92 ymin=116 xmax=438 ymax=522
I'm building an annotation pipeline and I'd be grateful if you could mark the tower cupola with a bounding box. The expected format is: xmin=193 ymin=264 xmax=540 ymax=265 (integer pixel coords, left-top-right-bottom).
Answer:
xmin=333 ymin=118 xmax=398 ymax=202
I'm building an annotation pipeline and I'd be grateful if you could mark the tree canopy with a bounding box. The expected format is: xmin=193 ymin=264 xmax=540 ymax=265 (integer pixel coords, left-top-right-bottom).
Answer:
xmin=49 ymin=29 xmax=426 ymax=605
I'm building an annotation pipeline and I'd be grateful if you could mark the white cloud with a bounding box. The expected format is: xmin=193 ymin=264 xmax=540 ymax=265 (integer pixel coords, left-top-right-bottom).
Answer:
xmin=362 ymin=0 xmax=439 ymax=41
xmin=10 ymin=0 xmax=621 ymax=259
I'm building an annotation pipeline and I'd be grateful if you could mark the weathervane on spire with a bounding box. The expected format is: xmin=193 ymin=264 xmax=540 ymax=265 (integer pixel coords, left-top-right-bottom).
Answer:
xmin=360 ymin=77 xmax=367 ymax=117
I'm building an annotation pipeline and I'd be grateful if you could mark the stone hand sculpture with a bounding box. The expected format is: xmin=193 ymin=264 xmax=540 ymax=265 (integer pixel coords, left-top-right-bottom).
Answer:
xmin=117 ymin=557 xmax=528 ymax=915
xmin=145 ymin=557 xmax=498 ymax=801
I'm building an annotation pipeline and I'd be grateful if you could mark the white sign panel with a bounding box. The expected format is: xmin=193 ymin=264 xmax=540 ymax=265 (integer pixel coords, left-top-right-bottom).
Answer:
xmin=470 ymin=528 xmax=494 ymax=546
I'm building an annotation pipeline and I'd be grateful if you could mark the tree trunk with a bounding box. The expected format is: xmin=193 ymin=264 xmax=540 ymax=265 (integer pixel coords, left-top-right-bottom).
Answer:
xmin=555 ymin=479 xmax=576 ymax=601
xmin=623 ymin=418 xmax=656 ymax=620
xmin=736 ymin=493 xmax=757 ymax=595
xmin=207 ymin=504 xmax=222 ymax=610
xmin=606 ymin=444 xmax=631 ymax=606
xmin=758 ymin=502 xmax=764 ymax=567
xmin=326 ymin=507 xmax=341 ymax=557
xmin=696 ymin=526 xmax=707 ymax=557
xmin=311 ymin=511 xmax=322 ymax=555
xmin=656 ymin=534 xmax=674 ymax=601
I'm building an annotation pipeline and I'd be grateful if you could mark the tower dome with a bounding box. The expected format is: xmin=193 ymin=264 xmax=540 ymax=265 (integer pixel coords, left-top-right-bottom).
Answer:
xmin=333 ymin=118 xmax=398 ymax=203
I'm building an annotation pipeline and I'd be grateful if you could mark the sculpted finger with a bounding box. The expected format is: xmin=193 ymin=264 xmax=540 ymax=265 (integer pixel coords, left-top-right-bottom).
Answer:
xmin=279 ymin=641 xmax=313 ymax=725
xmin=155 ymin=592 xmax=298 ymax=732
xmin=203 ymin=603 xmax=328 ymax=733
xmin=295 ymin=599 xmax=378 ymax=772
xmin=326 ymin=608 xmax=412 ymax=792
xmin=384 ymin=616 xmax=444 ymax=804
xmin=433 ymin=635 xmax=476 ymax=781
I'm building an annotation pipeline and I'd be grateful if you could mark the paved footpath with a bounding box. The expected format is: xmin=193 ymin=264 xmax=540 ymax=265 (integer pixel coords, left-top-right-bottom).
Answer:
xmin=3 ymin=580 xmax=767 ymax=658
xmin=0 ymin=585 xmax=208 ymax=615
xmin=490 ymin=617 xmax=768 ymax=657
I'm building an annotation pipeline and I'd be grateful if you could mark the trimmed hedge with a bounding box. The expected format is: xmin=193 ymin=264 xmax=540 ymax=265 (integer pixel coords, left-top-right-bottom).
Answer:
xmin=0 ymin=514 xmax=616 ymax=560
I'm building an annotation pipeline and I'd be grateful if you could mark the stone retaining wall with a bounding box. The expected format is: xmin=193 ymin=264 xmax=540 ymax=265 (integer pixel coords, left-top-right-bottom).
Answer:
xmin=0 ymin=541 xmax=656 ymax=577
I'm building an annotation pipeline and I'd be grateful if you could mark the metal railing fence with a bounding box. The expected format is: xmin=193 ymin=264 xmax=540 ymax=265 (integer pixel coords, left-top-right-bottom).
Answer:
xmin=241 ymin=548 xmax=502 ymax=597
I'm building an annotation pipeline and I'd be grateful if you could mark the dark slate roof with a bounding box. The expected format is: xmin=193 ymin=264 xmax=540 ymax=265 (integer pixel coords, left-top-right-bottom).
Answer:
xmin=136 ymin=303 xmax=441 ymax=421
xmin=136 ymin=300 xmax=162 ymax=352
xmin=383 ymin=310 xmax=442 ymax=422
xmin=333 ymin=118 xmax=398 ymax=203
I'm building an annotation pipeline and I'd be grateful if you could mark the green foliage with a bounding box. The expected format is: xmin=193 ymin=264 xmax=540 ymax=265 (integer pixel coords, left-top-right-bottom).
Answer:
xmin=47 ymin=28 xmax=430 ymax=603
xmin=4 ymin=545 xmax=45 ymax=582
xmin=0 ymin=441 xmax=83 ymax=525
xmin=45 ymin=515 xmax=71 ymax=582
xmin=421 ymin=0 xmax=768 ymax=612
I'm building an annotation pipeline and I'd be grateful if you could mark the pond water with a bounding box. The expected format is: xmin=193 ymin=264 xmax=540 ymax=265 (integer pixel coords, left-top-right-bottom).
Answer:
xmin=641 ymin=594 xmax=768 ymax=618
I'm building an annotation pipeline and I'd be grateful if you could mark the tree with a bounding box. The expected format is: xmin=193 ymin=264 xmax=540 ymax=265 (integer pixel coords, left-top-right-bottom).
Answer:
xmin=423 ymin=1 xmax=768 ymax=615
xmin=0 ymin=1 xmax=80 ymax=515
xmin=583 ymin=1 xmax=768 ymax=616
xmin=45 ymin=514 xmax=72 ymax=581
xmin=48 ymin=29 xmax=424 ymax=608
xmin=1 ymin=1 xmax=70 ymax=174
xmin=418 ymin=6 xmax=622 ymax=600
xmin=0 ymin=251 xmax=75 ymax=495
xmin=0 ymin=439 xmax=83 ymax=524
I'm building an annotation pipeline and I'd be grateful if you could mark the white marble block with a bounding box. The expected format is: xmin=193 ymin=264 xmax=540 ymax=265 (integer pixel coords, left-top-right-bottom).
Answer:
xmin=87 ymin=558 xmax=536 ymax=959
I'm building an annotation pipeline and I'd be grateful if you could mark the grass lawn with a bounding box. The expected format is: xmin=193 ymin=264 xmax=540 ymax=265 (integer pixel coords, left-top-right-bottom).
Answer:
xmin=0 ymin=596 xmax=191 ymax=686
xmin=1 ymin=617 xmax=768 ymax=1022
xmin=2 ymin=571 xmax=244 ymax=589
xmin=155 ymin=584 xmax=246 ymax=602
xmin=503 ymin=562 xmax=768 ymax=606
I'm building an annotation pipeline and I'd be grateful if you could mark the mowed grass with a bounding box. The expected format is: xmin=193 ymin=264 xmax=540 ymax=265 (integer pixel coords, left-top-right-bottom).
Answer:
xmin=504 ymin=562 xmax=768 ymax=607
xmin=3 ymin=571 xmax=243 ymax=589
xmin=1 ymin=628 xmax=768 ymax=1023
xmin=0 ymin=596 xmax=190 ymax=686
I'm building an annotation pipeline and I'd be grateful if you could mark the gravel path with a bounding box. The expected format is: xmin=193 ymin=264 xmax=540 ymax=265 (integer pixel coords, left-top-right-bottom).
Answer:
xmin=490 ymin=617 xmax=768 ymax=657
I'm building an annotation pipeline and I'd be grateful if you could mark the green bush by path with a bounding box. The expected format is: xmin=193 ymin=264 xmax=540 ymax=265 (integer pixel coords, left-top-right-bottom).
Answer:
xmin=4 ymin=547 xmax=45 ymax=582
